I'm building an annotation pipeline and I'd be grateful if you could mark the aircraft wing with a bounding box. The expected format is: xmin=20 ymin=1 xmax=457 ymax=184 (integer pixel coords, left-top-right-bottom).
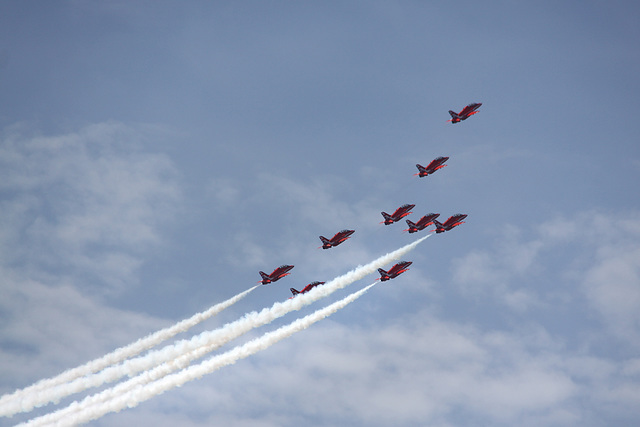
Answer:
xmin=434 ymin=156 xmax=449 ymax=167
xmin=424 ymin=213 xmax=440 ymax=224
xmin=459 ymin=105 xmax=472 ymax=116
xmin=416 ymin=213 xmax=439 ymax=228
xmin=393 ymin=204 xmax=415 ymax=217
xmin=334 ymin=229 xmax=354 ymax=241
xmin=460 ymin=103 xmax=481 ymax=117
xmin=425 ymin=156 xmax=448 ymax=171
xmin=271 ymin=265 xmax=294 ymax=277
xmin=451 ymin=214 xmax=467 ymax=223
xmin=391 ymin=206 xmax=405 ymax=217
xmin=424 ymin=159 xmax=438 ymax=171
xmin=442 ymin=214 xmax=467 ymax=228
xmin=413 ymin=216 xmax=427 ymax=228
xmin=386 ymin=264 xmax=400 ymax=275
xmin=441 ymin=216 xmax=457 ymax=228
xmin=387 ymin=261 xmax=411 ymax=276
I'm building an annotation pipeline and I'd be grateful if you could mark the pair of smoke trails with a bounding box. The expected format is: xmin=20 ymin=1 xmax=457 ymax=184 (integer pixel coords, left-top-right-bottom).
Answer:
xmin=16 ymin=234 xmax=429 ymax=425
xmin=24 ymin=283 xmax=378 ymax=427
xmin=0 ymin=286 xmax=258 ymax=417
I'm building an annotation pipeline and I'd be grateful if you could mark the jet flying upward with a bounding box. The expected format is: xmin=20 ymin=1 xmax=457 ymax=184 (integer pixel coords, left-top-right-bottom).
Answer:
xmin=381 ymin=204 xmax=415 ymax=225
xmin=415 ymin=157 xmax=449 ymax=177
xmin=432 ymin=214 xmax=467 ymax=233
xmin=377 ymin=261 xmax=412 ymax=281
xmin=448 ymin=103 xmax=482 ymax=123
xmin=290 ymin=281 xmax=326 ymax=297
xmin=319 ymin=229 xmax=355 ymax=249
xmin=404 ymin=213 xmax=440 ymax=233
xmin=259 ymin=265 xmax=294 ymax=285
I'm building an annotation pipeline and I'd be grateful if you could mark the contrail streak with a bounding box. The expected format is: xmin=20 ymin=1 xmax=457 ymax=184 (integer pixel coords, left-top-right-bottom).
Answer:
xmin=23 ymin=283 xmax=377 ymax=427
xmin=0 ymin=286 xmax=258 ymax=417
xmin=15 ymin=234 xmax=429 ymax=421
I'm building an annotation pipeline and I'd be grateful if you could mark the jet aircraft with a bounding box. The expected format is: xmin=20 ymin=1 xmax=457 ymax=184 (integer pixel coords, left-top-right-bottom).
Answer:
xmin=319 ymin=229 xmax=355 ymax=249
xmin=432 ymin=214 xmax=467 ymax=233
xmin=290 ymin=281 xmax=326 ymax=297
xmin=415 ymin=157 xmax=449 ymax=177
xmin=381 ymin=204 xmax=415 ymax=225
xmin=404 ymin=213 xmax=440 ymax=233
xmin=259 ymin=265 xmax=294 ymax=285
xmin=448 ymin=103 xmax=482 ymax=123
xmin=377 ymin=261 xmax=412 ymax=281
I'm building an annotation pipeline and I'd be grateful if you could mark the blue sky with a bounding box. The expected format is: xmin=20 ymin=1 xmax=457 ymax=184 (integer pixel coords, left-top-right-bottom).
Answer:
xmin=1 ymin=1 xmax=639 ymax=426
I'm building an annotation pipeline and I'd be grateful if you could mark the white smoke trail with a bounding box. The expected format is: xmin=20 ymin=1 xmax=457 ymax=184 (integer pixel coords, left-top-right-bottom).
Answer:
xmin=23 ymin=283 xmax=377 ymax=427
xmin=0 ymin=285 xmax=258 ymax=417
xmin=16 ymin=234 xmax=429 ymax=421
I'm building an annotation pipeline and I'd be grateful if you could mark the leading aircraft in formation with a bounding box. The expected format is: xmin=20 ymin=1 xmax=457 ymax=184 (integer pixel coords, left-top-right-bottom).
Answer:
xmin=381 ymin=204 xmax=415 ymax=225
xmin=432 ymin=214 xmax=467 ymax=233
xmin=448 ymin=103 xmax=482 ymax=123
xmin=404 ymin=213 xmax=440 ymax=233
xmin=319 ymin=229 xmax=355 ymax=249
xmin=415 ymin=156 xmax=449 ymax=177
xmin=377 ymin=261 xmax=412 ymax=281
xmin=259 ymin=265 xmax=294 ymax=285
xmin=290 ymin=281 xmax=325 ymax=297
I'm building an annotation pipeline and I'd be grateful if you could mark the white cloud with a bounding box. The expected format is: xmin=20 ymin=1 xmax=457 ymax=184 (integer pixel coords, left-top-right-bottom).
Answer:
xmin=0 ymin=122 xmax=182 ymax=293
xmin=0 ymin=122 xmax=184 ymax=423
xmin=451 ymin=225 xmax=544 ymax=311
xmin=0 ymin=267 xmax=165 ymax=399
xmin=583 ymin=244 xmax=640 ymax=342
xmin=451 ymin=211 xmax=640 ymax=332
xmin=150 ymin=314 xmax=582 ymax=427
xmin=2 ymin=123 xmax=639 ymax=426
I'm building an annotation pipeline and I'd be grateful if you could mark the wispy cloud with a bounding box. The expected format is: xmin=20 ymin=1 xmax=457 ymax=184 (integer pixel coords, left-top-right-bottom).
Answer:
xmin=0 ymin=122 xmax=182 ymax=292
xmin=0 ymin=122 xmax=183 ymax=407
xmin=451 ymin=211 xmax=640 ymax=329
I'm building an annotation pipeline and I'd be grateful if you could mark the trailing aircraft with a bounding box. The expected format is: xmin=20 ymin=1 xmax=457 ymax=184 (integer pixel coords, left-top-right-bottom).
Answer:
xmin=404 ymin=213 xmax=440 ymax=233
xmin=448 ymin=103 xmax=482 ymax=123
xmin=377 ymin=261 xmax=412 ymax=281
xmin=432 ymin=214 xmax=467 ymax=233
xmin=381 ymin=204 xmax=415 ymax=225
xmin=415 ymin=157 xmax=449 ymax=177
xmin=290 ymin=281 xmax=326 ymax=297
xmin=319 ymin=229 xmax=355 ymax=249
xmin=259 ymin=265 xmax=294 ymax=285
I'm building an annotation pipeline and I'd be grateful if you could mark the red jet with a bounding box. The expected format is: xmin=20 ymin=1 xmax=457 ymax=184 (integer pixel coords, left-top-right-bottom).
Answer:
xmin=381 ymin=204 xmax=415 ymax=225
xmin=290 ymin=281 xmax=325 ymax=297
xmin=432 ymin=214 xmax=467 ymax=233
xmin=319 ymin=229 xmax=355 ymax=249
xmin=259 ymin=265 xmax=294 ymax=285
xmin=404 ymin=213 xmax=440 ymax=233
xmin=415 ymin=157 xmax=449 ymax=177
xmin=448 ymin=103 xmax=482 ymax=123
xmin=377 ymin=261 xmax=412 ymax=281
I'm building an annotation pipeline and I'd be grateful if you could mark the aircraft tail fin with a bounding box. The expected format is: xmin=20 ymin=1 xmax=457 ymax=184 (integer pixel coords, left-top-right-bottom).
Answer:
xmin=448 ymin=110 xmax=458 ymax=119
xmin=404 ymin=219 xmax=416 ymax=233
xmin=259 ymin=271 xmax=269 ymax=280
xmin=381 ymin=212 xmax=392 ymax=223
xmin=319 ymin=236 xmax=329 ymax=244
xmin=377 ymin=268 xmax=390 ymax=281
xmin=290 ymin=288 xmax=299 ymax=296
